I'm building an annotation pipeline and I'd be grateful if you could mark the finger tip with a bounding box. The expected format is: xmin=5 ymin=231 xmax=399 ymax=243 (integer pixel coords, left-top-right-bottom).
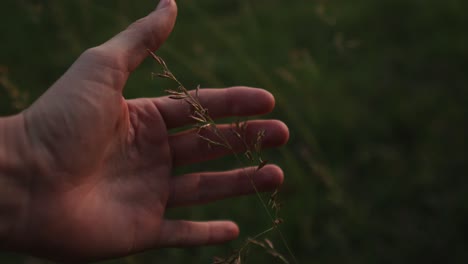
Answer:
xmin=245 ymin=87 xmax=276 ymax=114
xmin=223 ymin=221 xmax=240 ymax=240
xmin=267 ymin=120 xmax=290 ymax=146
xmin=270 ymin=164 xmax=285 ymax=186
xmin=277 ymin=120 xmax=290 ymax=145
xmin=262 ymin=89 xmax=276 ymax=113
xmin=157 ymin=0 xmax=178 ymax=12
xmin=257 ymin=164 xmax=284 ymax=188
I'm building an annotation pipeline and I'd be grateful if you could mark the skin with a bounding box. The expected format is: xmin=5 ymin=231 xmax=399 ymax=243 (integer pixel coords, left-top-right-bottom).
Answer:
xmin=0 ymin=0 xmax=289 ymax=262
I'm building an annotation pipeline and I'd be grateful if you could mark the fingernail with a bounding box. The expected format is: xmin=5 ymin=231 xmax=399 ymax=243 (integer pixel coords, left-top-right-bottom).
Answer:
xmin=157 ymin=0 xmax=171 ymax=9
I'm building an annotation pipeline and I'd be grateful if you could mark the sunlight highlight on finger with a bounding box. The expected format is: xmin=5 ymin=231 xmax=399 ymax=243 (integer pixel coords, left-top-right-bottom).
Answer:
xmin=167 ymin=165 xmax=284 ymax=207
xmin=153 ymin=87 xmax=275 ymax=129
xmin=158 ymin=220 xmax=239 ymax=247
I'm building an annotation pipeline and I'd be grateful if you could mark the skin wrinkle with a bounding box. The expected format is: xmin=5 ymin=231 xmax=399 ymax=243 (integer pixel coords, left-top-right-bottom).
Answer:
xmin=4 ymin=115 xmax=38 ymax=190
xmin=26 ymin=79 xmax=121 ymax=180
xmin=146 ymin=20 xmax=162 ymax=53
xmin=115 ymin=99 xmax=131 ymax=149
xmin=207 ymin=223 xmax=214 ymax=246
xmin=127 ymin=101 xmax=169 ymax=165
xmin=126 ymin=106 xmax=138 ymax=152
xmin=168 ymin=175 xmax=191 ymax=207
xmin=22 ymin=111 xmax=56 ymax=178
xmin=126 ymin=104 xmax=151 ymax=164
xmin=79 ymin=47 xmax=130 ymax=83
xmin=10 ymin=117 xmax=40 ymax=253
xmin=195 ymin=172 xmax=204 ymax=205
xmin=123 ymin=18 xmax=155 ymax=71
xmin=219 ymin=88 xmax=232 ymax=115
xmin=23 ymin=119 xmax=85 ymax=193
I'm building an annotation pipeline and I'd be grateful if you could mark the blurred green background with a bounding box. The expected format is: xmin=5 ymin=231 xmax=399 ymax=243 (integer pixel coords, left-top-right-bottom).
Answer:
xmin=1 ymin=0 xmax=468 ymax=263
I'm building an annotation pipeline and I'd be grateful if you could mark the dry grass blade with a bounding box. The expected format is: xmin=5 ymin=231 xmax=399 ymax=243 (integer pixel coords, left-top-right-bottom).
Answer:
xmin=257 ymin=159 xmax=269 ymax=171
xmin=265 ymin=238 xmax=274 ymax=249
xmin=196 ymin=133 xmax=229 ymax=149
xmin=149 ymin=53 xmax=297 ymax=264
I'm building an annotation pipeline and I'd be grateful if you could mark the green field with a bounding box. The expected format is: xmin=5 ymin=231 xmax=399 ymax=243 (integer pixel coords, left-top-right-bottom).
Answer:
xmin=1 ymin=0 xmax=468 ymax=263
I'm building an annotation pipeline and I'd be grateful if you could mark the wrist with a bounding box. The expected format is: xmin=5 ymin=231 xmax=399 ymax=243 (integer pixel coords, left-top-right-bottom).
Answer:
xmin=0 ymin=114 xmax=32 ymax=249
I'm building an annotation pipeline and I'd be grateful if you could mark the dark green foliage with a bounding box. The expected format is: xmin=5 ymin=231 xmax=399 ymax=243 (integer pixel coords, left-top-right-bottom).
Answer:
xmin=1 ymin=0 xmax=467 ymax=263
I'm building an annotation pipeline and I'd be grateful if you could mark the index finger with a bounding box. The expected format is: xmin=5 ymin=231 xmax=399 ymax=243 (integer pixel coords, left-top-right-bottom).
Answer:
xmin=151 ymin=87 xmax=276 ymax=129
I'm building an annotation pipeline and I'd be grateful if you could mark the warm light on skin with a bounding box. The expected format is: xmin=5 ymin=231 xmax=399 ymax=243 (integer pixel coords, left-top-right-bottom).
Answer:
xmin=0 ymin=0 xmax=290 ymax=262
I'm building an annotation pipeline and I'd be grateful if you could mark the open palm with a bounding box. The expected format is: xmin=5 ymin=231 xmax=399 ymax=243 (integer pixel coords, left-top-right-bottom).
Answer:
xmin=10 ymin=1 xmax=288 ymax=262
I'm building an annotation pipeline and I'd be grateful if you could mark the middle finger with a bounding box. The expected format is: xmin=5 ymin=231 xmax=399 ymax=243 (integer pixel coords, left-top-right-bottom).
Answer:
xmin=169 ymin=120 xmax=289 ymax=166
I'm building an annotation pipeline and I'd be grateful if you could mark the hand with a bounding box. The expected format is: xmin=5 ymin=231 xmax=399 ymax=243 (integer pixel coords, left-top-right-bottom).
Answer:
xmin=1 ymin=0 xmax=289 ymax=262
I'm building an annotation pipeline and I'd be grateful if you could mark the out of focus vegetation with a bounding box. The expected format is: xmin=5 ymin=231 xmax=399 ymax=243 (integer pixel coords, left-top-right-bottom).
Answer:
xmin=1 ymin=0 xmax=468 ymax=263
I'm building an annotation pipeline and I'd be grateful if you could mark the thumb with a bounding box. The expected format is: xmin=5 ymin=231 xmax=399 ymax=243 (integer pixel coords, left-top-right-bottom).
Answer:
xmin=100 ymin=0 xmax=177 ymax=72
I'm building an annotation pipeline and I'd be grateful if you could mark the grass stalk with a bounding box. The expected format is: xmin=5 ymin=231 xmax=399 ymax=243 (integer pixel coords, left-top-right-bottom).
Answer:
xmin=148 ymin=50 xmax=298 ymax=264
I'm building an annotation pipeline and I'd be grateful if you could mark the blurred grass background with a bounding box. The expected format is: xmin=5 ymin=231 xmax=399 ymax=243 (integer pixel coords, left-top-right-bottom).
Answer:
xmin=1 ymin=0 xmax=468 ymax=263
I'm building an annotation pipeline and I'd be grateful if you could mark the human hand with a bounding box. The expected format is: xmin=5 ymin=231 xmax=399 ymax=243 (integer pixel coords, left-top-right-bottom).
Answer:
xmin=1 ymin=0 xmax=289 ymax=262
